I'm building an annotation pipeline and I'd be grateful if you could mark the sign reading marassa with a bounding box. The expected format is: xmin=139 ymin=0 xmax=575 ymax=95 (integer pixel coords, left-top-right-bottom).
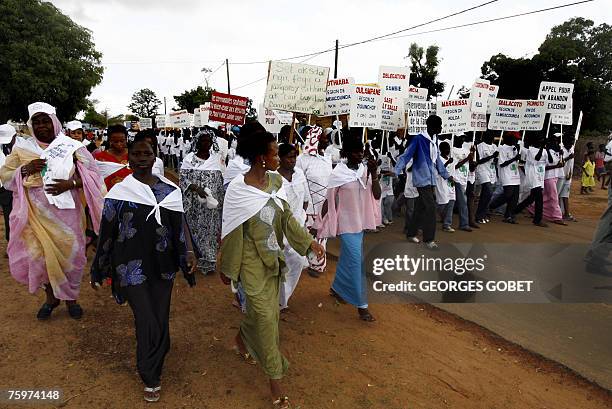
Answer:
xmin=209 ymin=92 xmax=249 ymax=125
xmin=323 ymin=77 xmax=354 ymax=116
xmin=437 ymin=99 xmax=470 ymax=134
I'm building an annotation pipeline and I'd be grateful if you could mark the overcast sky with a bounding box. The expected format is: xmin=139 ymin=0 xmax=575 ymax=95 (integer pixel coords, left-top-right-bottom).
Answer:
xmin=49 ymin=0 xmax=611 ymax=117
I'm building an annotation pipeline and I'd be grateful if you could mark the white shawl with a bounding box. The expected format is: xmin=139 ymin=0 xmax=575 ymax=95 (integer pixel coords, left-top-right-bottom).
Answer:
xmin=96 ymin=160 xmax=128 ymax=178
xmin=181 ymin=152 xmax=223 ymax=172
xmin=221 ymin=173 xmax=288 ymax=239
xmin=327 ymin=162 xmax=366 ymax=189
xmin=105 ymin=174 xmax=184 ymax=225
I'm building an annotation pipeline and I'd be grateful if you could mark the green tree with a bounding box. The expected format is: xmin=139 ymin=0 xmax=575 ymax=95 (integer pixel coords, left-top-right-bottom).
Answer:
xmin=128 ymin=88 xmax=161 ymax=118
xmin=407 ymin=43 xmax=445 ymax=99
xmin=0 ymin=0 xmax=104 ymax=123
xmin=173 ymin=86 xmax=214 ymax=112
xmin=82 ymin=101 xmax=123 ymax=128
xmin=482 ymin=18 xmax=612 ymax=133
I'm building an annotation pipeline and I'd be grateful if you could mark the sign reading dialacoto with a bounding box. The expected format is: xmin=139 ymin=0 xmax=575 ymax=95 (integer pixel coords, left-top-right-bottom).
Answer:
xmin=209 ymin=92 xmax=249 ymax=125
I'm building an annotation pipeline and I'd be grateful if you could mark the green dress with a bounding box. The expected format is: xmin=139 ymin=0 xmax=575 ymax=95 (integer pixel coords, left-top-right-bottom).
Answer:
xmin=221 ymin=172 xmax=313 ymax=379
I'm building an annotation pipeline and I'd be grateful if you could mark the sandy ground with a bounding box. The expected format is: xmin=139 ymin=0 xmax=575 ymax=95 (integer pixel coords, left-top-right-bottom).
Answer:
xmin=0 ymin=181 xmax=610 ymax=409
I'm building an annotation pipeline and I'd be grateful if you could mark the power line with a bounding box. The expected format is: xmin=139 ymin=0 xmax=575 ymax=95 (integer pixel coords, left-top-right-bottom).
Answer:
xmin=103 ymin=59 xmax=224 ymax=65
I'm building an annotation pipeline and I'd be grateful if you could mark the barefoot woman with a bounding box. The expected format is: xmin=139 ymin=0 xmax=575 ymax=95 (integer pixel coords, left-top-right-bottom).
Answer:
xmin=221 ymin=131 xmax=324 ymax=408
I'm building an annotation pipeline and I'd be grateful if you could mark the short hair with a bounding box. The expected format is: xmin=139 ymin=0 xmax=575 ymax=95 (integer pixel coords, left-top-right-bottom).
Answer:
xmin=239 ymin=131 xmax=276 ymax=164
xmin=133 ymin=129 xmax=158 ymax=153
xmin=236 ymin=121 xmax=266 ymax=158
xmin=278 ymin=143 xmax=297 ymax=157
xmin=439 ymin=141 xmax=450 ymax=152
xmin=127 ymin=138 xmax=154 ymax=153
xmin=341 ymin=131 xmax=364 ymax=158
xmin=426 ymin=115 xmax=442 ymax=128
xmin=107 ymin=124 xmax=127 ymax=137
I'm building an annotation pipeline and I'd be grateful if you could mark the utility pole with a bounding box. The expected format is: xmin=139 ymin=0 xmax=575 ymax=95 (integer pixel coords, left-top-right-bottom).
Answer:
xmin=164 ymin=97 xmax=167 ymax=115
xmin=226 ymin=58 xmax=230 ymax=94
xmin=334 ymin=39 xmax=339 ymax=78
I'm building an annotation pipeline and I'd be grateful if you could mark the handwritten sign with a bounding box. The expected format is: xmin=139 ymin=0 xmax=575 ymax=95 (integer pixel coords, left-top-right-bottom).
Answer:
xmin=521 ymin=100 xmax=547 ymax=131
xmin=323 ymin=77 xmax=354 ymax=116
xmin=488 ymin=99 xmax=526 ymax=131
xmin=264 ymin=61 xmax=329 ymax=114
xmin=486 ymin=84 xmax=499 ymax=114
xmin=138 ymin=118 xmax=152 ymax=129
xmin=209 ymin=92 xmax=248 ymax=125
xmin=407 ymin=101 xmax=436 ymax=134
xmin=437 ymin=99 xmax=470 ymax=134
xmin=169 ymin=109 xmax=190 ymax=128
xmin=538 ymin=81 xmax=573 ymax=114
xmin=469 ymin=79 xmax=490 ymax=114
xmin=470 ymin=112 xmax=487 ymax=132
xmin=155 ymin=115 xmax=168 ymax=128
xmin=380 ymin=95 xmax=405 ymax=132
xmin=348 ymin=84 xmax=382 ymax=128
xmin=378 ymin=66 xmax=410 ymax=99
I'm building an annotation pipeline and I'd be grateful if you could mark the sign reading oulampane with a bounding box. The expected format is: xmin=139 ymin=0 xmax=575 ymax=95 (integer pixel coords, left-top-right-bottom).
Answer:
xmin=407 ymin=101 xmax=436 ymax=134
xmin=437 ymin=99 xmax=470 ymax=134
xmin=538 ymin=81 xmax=573 ymax=114
xmin=380 ymin=96 xmax=405 ymax=132
xmin=323 ymin=77 xmax=354 ymax=116
xmin=488 ymin=99 xmax=526 ymax=131
xmin=169 ymin=109 xmax=190 ymax=128
xmin=378 ymin=66 xmax=410 ymax=99
xmin=486 ymin=84 xmax=499 ymax=114
xmin=264 ymin=61 xmax=329 ymax=114
xmin=155 ymin=115 xmax=168 ymax=128
xmin=138 ymin=118 xmax=152 ymax=129
xmin=469 ymin=79 xmax=490 ymax=113
xmin=521 ymin=100 xmax=547 ymax=131
xmin=349 ymin=84 xmax=383 ymax=128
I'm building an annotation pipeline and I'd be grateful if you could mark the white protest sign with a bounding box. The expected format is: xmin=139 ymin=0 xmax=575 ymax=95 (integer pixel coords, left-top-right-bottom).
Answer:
xmin=199 ymin=103 xmax=210 ymax=125
xmin=380 ymin=95 xmax=405 ymax=132
xmin=348 ymin=84 xmax=383 ymax=128
xmin=408 ymin=86 xmax=428 ymax=101
xmin=552 ymin=114 xmax=572 ymax=125
xmin=155 ymin=115 xmax=168 ymax=128
xmin=488 ymin=99 xmax=527 ymax=131
xmin=193 ymin=108 xmax=202 ymax=127
xmin=264 ymin=61 xmax=329 ymax=114
xmin=258 ymin=103 xmax=292 ymax=134
xmin=407 ymin=101 xmax=437 ymax=134
xmin=378 ymin=66 xmax=410 ymax=99
xmin=470 ymin=112 xmax=487 ymax=132
xmin=486 ymin=84 xmax=499 ymax=114
xmin=138 ymin=118 xmax=152 ymax=129
xmin=169 ymin=109 xmax=190 ymax=128
xmin=521 ymin=100 xmax=547 ymax=130
xmin=189 ymin=114 xmax=194 ymax=127
xmin=469 ymin=79 xmax=490 ymax=113
xmin=538 ymin=81 xmax=573 ymax=114
xmin=437 ymin=99 xmax=470 ymax=134
xmin=323 ymin=77 xmax=354 ymax=116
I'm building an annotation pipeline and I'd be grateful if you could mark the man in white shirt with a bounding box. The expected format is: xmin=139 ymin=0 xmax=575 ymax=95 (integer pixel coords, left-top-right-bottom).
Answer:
xmin=513 ymin=135 xmax=550 ymax=227
xmin=452 ymin=134 xmax=474 ymax=232
xmin=474 ymin=132 xmax=498 ymax=223
xmin=489 ymin=132 xmax=522 ymax=223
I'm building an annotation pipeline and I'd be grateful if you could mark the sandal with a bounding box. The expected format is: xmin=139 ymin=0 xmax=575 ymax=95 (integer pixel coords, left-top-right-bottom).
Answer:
xmin=36 ymin=301 xmax=60 ymax=320
xmin=67 ymin=303 xmax=83 ymax=320
xmin=232 ymin=345 xmax=257 ymax=365
xmin=329 ymin=288 xmax=346 ymax=304
xmin=358 ymin=308 xmax=376 ymax=322
xmin=144 ymin=386 xmax=160 ymax=402
xmin=272 ymin=396 xmax=290 ymax=409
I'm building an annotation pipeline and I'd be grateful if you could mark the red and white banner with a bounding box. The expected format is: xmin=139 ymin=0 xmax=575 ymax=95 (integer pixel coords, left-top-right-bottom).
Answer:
xmin=209 ymin=92 xmax=249 ymax=125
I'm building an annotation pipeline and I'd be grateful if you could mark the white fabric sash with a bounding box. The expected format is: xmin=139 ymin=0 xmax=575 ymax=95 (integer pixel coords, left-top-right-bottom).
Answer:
xmin=105 ymin=174 xmax=184 ymax=225
xmin=221 ymin=173 xmax=288 ymax=239
xmin=96 ymin=160 xmax=128 ymax=178
xmin=40 ymin=134 xmax=84 ymax=209
xmin=223 ymin=155 xmax=251 ymax=186
xmin=327 ymin=162 xmax=366 ymax=189
xmin=181 ymin=152 xmax=223 ymax=171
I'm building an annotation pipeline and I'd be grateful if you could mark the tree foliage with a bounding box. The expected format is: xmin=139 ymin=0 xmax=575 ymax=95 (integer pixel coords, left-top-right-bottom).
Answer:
xmin=482 ymin=18 xmax=612 ymax=133
xmin=128 ymin=88 xmax=161 ymax=118
xmin=0 ymin=0 xmax=104 ymax=123
xmin=82 ymin=100 xmax=124 ymax=128
xmin=407 ymin=43 xmax=445 ymax=99
xmin=173 ymin=86 xmax=214 ymax=113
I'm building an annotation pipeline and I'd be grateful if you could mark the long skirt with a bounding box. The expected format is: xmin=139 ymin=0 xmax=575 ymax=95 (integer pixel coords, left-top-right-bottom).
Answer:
xmin=332 ymin=231 xmax=367 ymax=308
xmin=279 ymin=245 xmax=307 ymax=309
xmin=528 ymin=178 xmax=563 ymax=222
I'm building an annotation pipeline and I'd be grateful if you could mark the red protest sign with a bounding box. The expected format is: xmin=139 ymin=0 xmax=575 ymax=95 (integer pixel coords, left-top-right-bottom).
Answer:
xmin=209 ymin=91 xmax=249 ymax=125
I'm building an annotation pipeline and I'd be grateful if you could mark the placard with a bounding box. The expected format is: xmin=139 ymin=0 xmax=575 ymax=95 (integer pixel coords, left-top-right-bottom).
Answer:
xmin=323 ymin=77 xmax=354 ymax=116
xmin=470 ymin=112 xmax=487 ymax=132
xmin=193 ymin=108 xmax=202 ymax=127
xmin=258 ymin=103 xmax=292 ymax=134
xmin=538 ymin=81 xmax=573 ymax=114
xmin=378 ymin=66 xmax=410 ymax=99
xmin=264 ymin=61 xmax=330 ymax=114
xmin=209 ymin=91 xmax=248 ymax=125
xmin=348 ymin=84 xmax=383 ymax=128
xmin=469 ymin=79 xmax=490 ymax=113
xmin=169 ymin=109 xmax=190 ymax=128
xmin=155 ymin=115 xmax=168 ymax=128
xmin=408 ymin=86 xmax=428 ymax=101
xmin=486 ymin=84 xmax=499 ymax=114
xmin=488 ymin=99 xmax=526 ymax=131
xmin=551 ymin=113 xmax=572 ymax=125
xmin=521 ymin=100 xmax=547 ymax=131
xmin=380 ymin=96 xmax=405 ymax=132
xmin=407 ymin=101 xmax=437 ymax=134
xmin=199 ymin=103 xmax=210 ymax=125
xmin=138 ymin=118 xmax=152 ymax=129
xmin=437 ymin=99 xmax=470 ymax=134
